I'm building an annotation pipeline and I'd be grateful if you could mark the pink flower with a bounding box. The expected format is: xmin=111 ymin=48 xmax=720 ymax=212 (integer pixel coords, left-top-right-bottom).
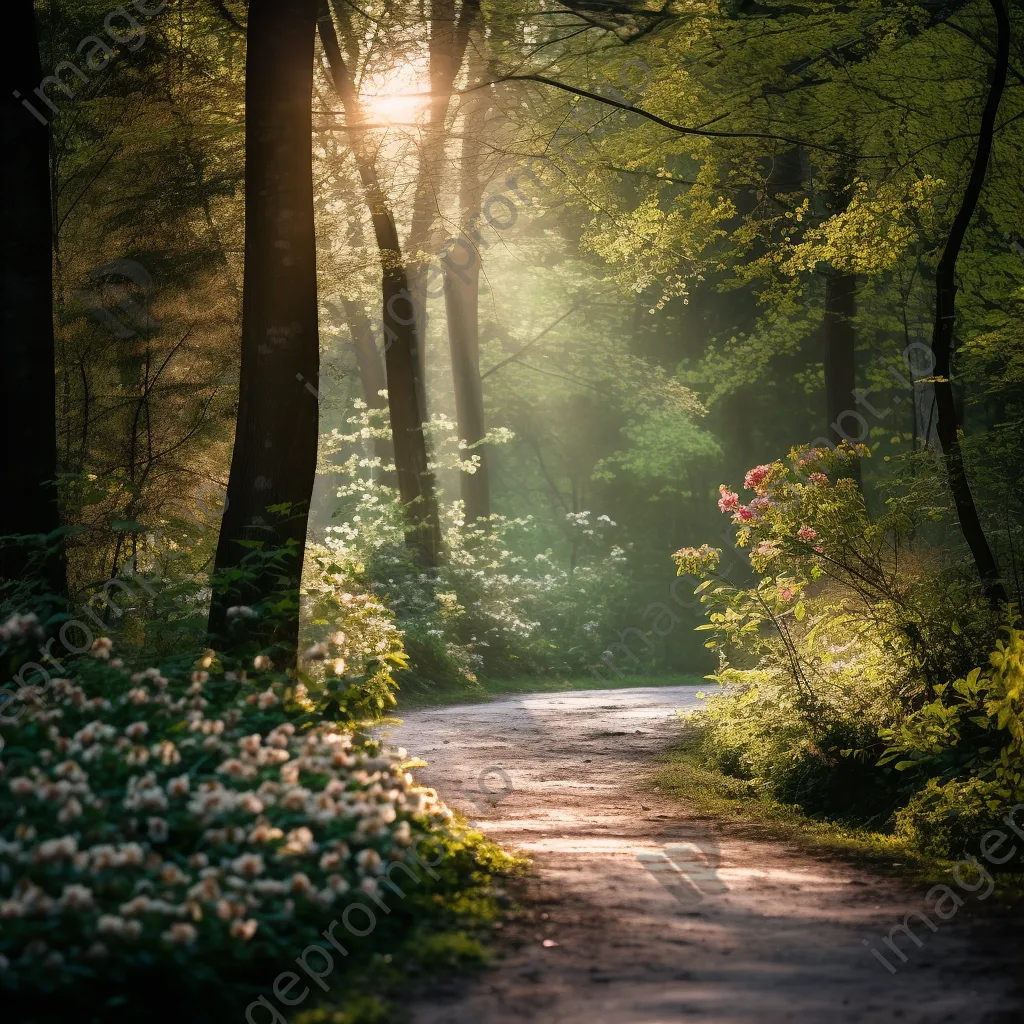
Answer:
xmin=778 ymin=587 xmax=795 ymax=603
xmin=717 ymin=485 xmax=740 ymax=513
xmin=797 ymin=525 xmax=817 ymax=542
xmin=732 ymin=506 xmax=754 ymax=523
xmin=750 ymin=497 xmax=773 ymax=513
xmin=808 ymin=472 xmax=828 ymax=485
xmin=743 ymin=464 xmax=772 ymax=491
xmin=814 ymin=545 xmax=825 ymax=554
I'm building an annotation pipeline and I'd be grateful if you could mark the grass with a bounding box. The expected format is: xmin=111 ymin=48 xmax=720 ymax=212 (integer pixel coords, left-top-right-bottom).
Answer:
xmin=652 ymin=727 xmax=1024 ymax=901
xmin=396 ymin=672 xmax=707 ymax=709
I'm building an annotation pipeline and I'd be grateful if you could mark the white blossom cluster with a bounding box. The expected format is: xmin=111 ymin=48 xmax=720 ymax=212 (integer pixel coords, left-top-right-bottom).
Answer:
xmin=0 ymin=632 xmax=450 ymax=987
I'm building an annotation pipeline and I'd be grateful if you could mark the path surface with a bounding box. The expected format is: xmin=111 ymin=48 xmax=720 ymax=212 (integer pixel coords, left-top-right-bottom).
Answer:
xmin=385 ymin=686 xmax=1021 ymax=1024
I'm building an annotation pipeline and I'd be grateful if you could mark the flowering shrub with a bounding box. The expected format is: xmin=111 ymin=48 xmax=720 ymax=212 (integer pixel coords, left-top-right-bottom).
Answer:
xmin=0 ymin=612 xmax=509 ymax=1011
xmin=315 ymin=400 xmax=634 ymax=687
xmin=673 ymin=444 xmax=1005 ymax=834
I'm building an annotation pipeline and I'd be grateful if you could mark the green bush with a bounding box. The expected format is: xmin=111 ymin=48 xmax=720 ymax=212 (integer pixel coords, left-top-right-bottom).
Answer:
xmin=673 ymin=444 xmax=1021 ymax=852
xmin=0 ymin=606 xmax=512 ymax=1019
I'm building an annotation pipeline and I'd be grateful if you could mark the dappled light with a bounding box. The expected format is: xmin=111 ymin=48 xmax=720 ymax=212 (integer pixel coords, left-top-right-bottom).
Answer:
xmin=2 ymin=1 xmax=1023 ymax=1021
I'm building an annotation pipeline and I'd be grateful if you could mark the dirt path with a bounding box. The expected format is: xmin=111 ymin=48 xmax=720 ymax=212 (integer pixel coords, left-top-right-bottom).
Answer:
xmin=385 ymin=686 xmax=1021 ymax=1023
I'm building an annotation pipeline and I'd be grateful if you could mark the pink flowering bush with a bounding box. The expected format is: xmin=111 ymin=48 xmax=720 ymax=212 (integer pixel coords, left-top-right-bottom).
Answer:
xmin=0 ymin=613 xmax=511 ymax=1016
xmin=673 ymin=443 xmax=1001 ymax=824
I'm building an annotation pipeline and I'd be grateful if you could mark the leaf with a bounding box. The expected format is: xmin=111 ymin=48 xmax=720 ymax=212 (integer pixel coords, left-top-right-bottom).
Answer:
xmin=794 ymin=601 xmax=806 ymax=621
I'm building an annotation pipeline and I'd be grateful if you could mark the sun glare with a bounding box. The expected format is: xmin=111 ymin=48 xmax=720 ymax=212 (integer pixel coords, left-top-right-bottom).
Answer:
xmin=362 ymin=61 xmax=428 ymax=125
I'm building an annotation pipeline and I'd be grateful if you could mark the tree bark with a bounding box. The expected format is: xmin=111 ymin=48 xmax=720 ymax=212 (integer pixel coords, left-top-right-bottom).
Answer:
xmin=209 ymin=0 xmax=321 ymax=651
xmin=318 ymin=0 xmax=442 ymax=564
xmin=336 ymin=294 xmax=395 ymax=480
xmin=823 ymin=262 xmax=862 ymax=484
xmin=444 ymin=38 xmax=490 ymax=523
xmin=1 ymin=1 xmax=64 ymax=590
xmin=405 ymin=0 xmax=480 ymax=406
xmin=819 ymin=166 xmax=862 ymax=485
xmin=931 ymin=0 xmax=1008 ymax=606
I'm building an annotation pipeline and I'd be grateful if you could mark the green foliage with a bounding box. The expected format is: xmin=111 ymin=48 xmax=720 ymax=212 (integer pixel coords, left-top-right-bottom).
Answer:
xmin=675 ymin=445 xmax=1019 ymax=849
xmin=314 ymin=401 xmax=637 ymax=689
xmin=0 ymin=600 xmax=514 ymax=1018
xmin=880 ymin=619 xmax=1024 ymax=858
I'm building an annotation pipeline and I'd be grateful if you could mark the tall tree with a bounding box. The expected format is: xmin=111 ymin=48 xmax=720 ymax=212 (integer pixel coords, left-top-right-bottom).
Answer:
xmin=317 ymin=0 xmax=442 ymax=564
xmin=444 ymin=39 xmax=491 ymax=523
xmin=822 ymin=173 xmax=862 ymax=484
xmin=406 ymin=0 xmax=480 ymax=403
xmin=930 ymin=0 xmax=1009 ymax=605
xmin=209 ymin=0 xmax=321 ymax=650
xmin=1 ymin=1 xmax=63 ymax=590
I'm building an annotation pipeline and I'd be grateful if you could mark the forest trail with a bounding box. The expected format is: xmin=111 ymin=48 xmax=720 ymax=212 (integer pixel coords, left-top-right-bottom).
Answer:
xmin=386 ymin=686 xmax=1021 ymax=1024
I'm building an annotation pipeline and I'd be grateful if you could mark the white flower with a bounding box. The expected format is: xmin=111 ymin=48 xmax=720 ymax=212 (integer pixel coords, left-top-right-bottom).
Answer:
xmin=326 ymin=873 xmax=350 ymax=894
xmin=355 ymin=848 xmax=381 ymax=875
xmin=90 ymin=637 xmax=113 ymax=659
xmin=9 ymin=777 xmax=34 ymax=797
xmin=148 ymin=817 xmax=169 ymax=842
xmin=238 ymin=733 xmax=262 ymax=754
xmin=359 ymin=877 xmax=379 ymax=898
xmin=290 ymin=872 xmax=314 ymax=894
xmin=58 ymin=797 xmax=83 ymax=823
xmin=58 ymin=884 xmax=94 ymax=911
xmin=34 ymin=836 xmax=77 ymax=862
xmin=125 ymin=721 xmax=149 ymax=740
xmin=301 ymin=642 xmax=329 ymax=661
xmin=231 ymin=853 xmax=265 ymax=877
xmin=282 ymin=826 xmax=316 ymax=856
xmin=239 ymin=793 xmax=264 ymax=815
xmin=226 ymin=606 xmax=255 ymax=619
xmin=97 ymin=914 xmax=126 ymax=935
xmin=230 ymin=918 xmax=259 ymax=941
xmin=163 ymin=922 xmax=197 ymax=945
xmin=253 ymin=655 xmax=272 ymax=671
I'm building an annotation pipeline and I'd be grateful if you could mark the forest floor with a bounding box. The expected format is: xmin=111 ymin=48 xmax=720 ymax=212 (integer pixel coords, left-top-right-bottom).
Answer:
xmin=384 ymin=684 xmax=1023 ymax=1024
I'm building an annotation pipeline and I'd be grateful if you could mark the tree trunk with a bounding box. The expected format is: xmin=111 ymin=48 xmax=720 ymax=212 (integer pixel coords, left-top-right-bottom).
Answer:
xmin=337 ymin=294 xmax=396 ymax=480
xmin=318 ymin=0 xmax=442 ymax=564
xmin=820 ymin=170 xmax=862 ymax=485
xmin=823 ymin=263 xmax=862 ymax=483
xmin=930 ymin=0 xmax=1009 ymax=606
xmin=444 ymin=38 xmax=490 ymax=523
xmin=405 ymin=0 xmax=480 ymax=407
xmin=208 ymin=0 xmax=321 ymax=651
xmin=1 ymin=1 xmax=64 ymax=591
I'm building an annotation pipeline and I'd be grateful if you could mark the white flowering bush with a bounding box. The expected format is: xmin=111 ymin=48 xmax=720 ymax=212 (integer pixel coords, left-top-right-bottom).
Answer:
xmin=315 ymin=401 xmax=635 ymax=687
xmin=0 ymin=612 xmax=510 ymax=1016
